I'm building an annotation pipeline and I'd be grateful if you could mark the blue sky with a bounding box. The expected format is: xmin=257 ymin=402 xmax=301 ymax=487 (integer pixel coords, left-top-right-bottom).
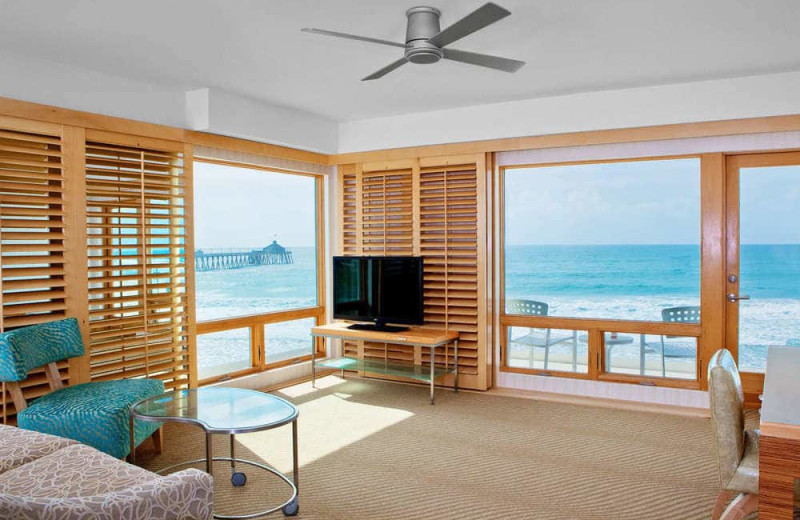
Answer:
xmin=740 ymin=166 xmax=800 ymax=244
xmin=193 ymin=159 xmax=800 ymax=249
xmin=504 ymin=158 xmax=703 ymax=245
xmin=193 ymin=162 xmax=316 ymax=249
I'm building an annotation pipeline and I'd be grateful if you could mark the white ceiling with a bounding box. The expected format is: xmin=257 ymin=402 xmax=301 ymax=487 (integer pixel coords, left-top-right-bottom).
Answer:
xmin=0 ymin=0 xmax=799 ymax=122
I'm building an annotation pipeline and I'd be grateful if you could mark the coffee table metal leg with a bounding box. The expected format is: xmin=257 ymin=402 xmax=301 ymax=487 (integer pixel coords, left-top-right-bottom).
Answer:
xmin=454 ymin=339 xmax=459 ymax=393
xmin=129 ymin=414 xmax=136 ymax=465
xmin=206 ymin=431 xmax=213 ymax=477
xmin=430 ymin=344 xmax=435 ymax=405
xmin=230 ymin=434 xmax=236 ymax=473
xmin=230 ymin=434 xmax=247 ymax=487
xmin=292 ymin=420 xmax=299 ymax=491
xmin=281 ymin=420 xmax=300 ymax=516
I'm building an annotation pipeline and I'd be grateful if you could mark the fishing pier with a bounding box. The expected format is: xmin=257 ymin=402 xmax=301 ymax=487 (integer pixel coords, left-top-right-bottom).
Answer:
xmin=195 ymin=241 xmax=293 ymax=272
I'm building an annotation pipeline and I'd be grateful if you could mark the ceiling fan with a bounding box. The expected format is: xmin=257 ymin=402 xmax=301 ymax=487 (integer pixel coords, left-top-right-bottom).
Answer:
xmin=302 ymin=3 xmax=525 ymax=81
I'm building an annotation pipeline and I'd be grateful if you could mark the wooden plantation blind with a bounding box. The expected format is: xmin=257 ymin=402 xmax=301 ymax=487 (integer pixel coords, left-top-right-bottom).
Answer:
xmin=419 ymin=165 xmax=479 ymax=378
xmin=360 ymin=166 xmax=416 ymax=364
xmin=361 ymin=168 xmax=414 ymax=256
xmin=85 ymin=138 xmax=191 ymax=390
xmin=336 ymin=158 xmax=486 ymax=389
xmin=0 ymin=119 xmax=69 ymax=421
xmin=338 ymin=164 xmax=358 ymax=255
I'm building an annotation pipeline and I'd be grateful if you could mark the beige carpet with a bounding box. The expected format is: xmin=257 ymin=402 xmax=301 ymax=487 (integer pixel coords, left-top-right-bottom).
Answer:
xmin=137 ymin=376 xmax=729 ymax=519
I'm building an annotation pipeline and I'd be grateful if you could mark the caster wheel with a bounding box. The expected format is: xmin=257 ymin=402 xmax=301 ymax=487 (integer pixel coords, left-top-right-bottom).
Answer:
xmin=282 ymin=497 xmax=299 ymax=516
xmin=231 ymin=472 xmax=247 ymax=487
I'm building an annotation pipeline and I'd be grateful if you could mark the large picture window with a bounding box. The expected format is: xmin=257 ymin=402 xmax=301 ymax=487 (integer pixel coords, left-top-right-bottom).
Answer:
xmin=502 ymin=157 xmax=702 ymax=382
xmin=504 ymin=158 xmax=701 ymax=321
xmin=193 ymin=161 xmax=323 ymax=381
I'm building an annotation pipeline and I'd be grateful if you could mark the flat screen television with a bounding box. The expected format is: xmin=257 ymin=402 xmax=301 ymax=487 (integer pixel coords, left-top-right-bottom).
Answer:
xmin=332 ymin=256 xmax=424 ymax=332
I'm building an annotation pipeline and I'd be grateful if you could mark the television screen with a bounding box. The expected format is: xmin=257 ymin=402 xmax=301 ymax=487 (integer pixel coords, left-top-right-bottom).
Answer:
xmin=333 ymin=256 xmax=423 ymax=329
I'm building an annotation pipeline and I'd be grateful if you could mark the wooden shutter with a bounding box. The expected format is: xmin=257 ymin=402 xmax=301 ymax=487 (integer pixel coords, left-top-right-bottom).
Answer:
xmin=360 ymin=167 xmax=414 ymax=256
xmin=336 ymin=157 xmax=488 ymax=389
xmin=337 ymin=164 xmax=358 ymax=255
xmin=359 ymin=165 xmax=416 ymax=364
xmin=0 ymin=118 xmax=70 ymax=421
xmin=84 ymin=133 xmax=191 ymax=390
xmin=419 ymin=164 xmax=480 ymax=380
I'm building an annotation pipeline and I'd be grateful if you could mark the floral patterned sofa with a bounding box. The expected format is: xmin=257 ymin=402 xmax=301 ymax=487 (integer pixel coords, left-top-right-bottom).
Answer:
xmin=0 ymin=424 xmax=213 ymax=520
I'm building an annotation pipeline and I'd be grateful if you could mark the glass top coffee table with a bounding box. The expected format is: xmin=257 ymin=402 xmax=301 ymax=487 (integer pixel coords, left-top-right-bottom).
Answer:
xmin=130 ymin=387 xmax=299 ymax=518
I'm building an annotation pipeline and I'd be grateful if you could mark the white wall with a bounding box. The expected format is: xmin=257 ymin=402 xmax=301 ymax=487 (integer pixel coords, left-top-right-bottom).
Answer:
xmin=0 ymin=51 xmax=338 ymax=153
xmin=187 ymin=88 xmax=338 ymax=154
xmin=0 ymin=51 xmax=187 ymax=127
xmin=338 ymin=71 xmax=800 ymax=153
xmin=4 ymin=50 xmax=799 ymax=156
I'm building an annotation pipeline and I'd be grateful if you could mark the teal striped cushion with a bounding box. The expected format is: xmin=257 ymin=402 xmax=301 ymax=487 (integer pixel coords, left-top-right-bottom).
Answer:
xmin=0 ymin=318 xmax=84 ymax=382
xmin=18 ymin=378 xmax=164 ymax=459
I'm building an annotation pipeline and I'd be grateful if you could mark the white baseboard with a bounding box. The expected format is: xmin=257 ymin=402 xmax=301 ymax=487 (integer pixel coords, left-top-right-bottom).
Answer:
xmin=497 ymin=371 xmax=708 ymax=410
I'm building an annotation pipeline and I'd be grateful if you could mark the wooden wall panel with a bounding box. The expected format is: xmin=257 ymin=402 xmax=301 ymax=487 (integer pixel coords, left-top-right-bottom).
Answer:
xmin=84 ymin=137 xmax=191 ymax=390
xmin=0 ymin=118 xmax=70 ymax=421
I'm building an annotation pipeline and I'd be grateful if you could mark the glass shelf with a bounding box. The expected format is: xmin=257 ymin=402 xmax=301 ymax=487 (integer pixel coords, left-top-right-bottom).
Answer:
xmin=318 ymin=356 xmax=453 ymax=383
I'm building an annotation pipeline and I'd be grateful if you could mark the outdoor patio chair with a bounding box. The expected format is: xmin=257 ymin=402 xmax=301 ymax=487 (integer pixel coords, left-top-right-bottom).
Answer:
xmin=0 ymin=318 xmax=164 ymax=459
xmin=651 ymin=306 xmax=700 ymax=377
xmin=506 ymin=299 xmax=578 ymax=370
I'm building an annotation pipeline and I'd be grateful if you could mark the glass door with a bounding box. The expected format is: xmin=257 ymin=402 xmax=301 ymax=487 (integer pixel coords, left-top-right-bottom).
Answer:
xmin=726 ymin=152 xmax=800 ymax=374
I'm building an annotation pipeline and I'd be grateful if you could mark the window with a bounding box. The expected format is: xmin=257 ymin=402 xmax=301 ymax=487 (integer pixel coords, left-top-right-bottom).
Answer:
xmin=193 ymin=161 xmax=323 ymax=381
xmin=737 ymin=164 xmax=800 ymax=372
xmin=505 ymin=159 xmax=700 ymax=321
xmin=501 ymin=157 xmax=703 ymax=382
xmin=506 ymin=326 xmax=587 ymax=373
xmin=604 ymin=331 xmax=696 ymax=380
xmin=197 ymin=328 xmax=250 ymax=380
xmin=504 ymin=158 xmax=701 ymax=321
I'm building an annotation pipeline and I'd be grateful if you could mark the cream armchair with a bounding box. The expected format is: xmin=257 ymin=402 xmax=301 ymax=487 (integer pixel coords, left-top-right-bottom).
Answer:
xmin=0 ymin=424 xmax=213 ymax=520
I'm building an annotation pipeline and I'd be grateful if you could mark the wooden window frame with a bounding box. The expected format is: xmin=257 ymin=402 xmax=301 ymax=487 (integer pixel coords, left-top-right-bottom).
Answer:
xmin=192 ymin=160 xmax=326 ymax=386
xmin=497 ymin=153 xmax=725 ymax=390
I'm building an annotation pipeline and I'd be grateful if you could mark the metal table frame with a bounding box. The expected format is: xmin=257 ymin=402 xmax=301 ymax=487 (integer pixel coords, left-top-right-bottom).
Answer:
xmin=311 ymin=328 xmax=458 ymax=405
xmin=130 ymin=390 xmax=300 ymax=519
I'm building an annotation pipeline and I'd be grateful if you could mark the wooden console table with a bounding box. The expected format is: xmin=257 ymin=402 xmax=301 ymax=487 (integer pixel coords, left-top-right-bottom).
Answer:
xmin=310 ymin=323 xmax=459 ymax=404
xmin=759 ymin=346 xmax=800 ymax=519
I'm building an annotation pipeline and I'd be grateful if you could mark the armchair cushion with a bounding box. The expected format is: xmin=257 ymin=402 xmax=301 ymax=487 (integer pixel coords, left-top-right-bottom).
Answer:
xmin=0 ymin=425 xmax=213 ymax=520
xmin=0 ymin=318 xmax=84 ymax=382
xmin=0 ymin=425 xmax=77 ymax=475
xmin=18 ymin=378 xmax=164 ymax=459
xmin=0 ymin=443 xmax=155 ymax=497
xmin=0 ymin=472 xmax=213 ymax=520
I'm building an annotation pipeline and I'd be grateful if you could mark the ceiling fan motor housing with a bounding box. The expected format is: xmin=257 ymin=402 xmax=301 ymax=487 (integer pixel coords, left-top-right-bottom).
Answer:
xmin=405 ymin=6 xmax=443 ymax=64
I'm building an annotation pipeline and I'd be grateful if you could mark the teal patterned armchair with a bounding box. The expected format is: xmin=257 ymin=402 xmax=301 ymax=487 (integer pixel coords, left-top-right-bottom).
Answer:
xmin=0 ymin=318 xmax=164 ymax=459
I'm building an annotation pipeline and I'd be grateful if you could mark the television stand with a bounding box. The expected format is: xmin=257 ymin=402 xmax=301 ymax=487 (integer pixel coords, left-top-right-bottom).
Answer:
xmin=310 ymin=322 xmax=459 ymax=404
xmin=347 ymin=323 xmax=409 ymax=333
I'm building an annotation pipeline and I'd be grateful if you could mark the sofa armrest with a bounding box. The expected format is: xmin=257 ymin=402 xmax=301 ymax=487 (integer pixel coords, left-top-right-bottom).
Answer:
xmin=0 ymin=468 xmax=213 ymax=520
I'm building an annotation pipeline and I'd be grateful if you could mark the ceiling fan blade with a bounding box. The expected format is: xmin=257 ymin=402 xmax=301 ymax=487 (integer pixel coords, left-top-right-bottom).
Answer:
xmin=442 ymin=48 xmax=525 ymax=73
xmin=362 ymin=57 xmax=409 ymax=81
xmin=301 ymin=28 xmax=405 ymax=49
xmin=428 ymin=3 xmax=511 ymax=48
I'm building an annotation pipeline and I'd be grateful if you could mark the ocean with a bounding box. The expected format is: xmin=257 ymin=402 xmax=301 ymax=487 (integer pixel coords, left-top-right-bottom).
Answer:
xmin=196 ymin=244 xmax=800 ymax=377
xmin=195 ymin=247 xmax=318 ymax=379
xmin=505 ymin=244 xmax=800 ymax=370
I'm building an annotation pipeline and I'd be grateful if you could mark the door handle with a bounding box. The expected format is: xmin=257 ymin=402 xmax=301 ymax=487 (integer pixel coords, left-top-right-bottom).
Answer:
xmin=728 ymin=293 xmax=751 ymax=303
